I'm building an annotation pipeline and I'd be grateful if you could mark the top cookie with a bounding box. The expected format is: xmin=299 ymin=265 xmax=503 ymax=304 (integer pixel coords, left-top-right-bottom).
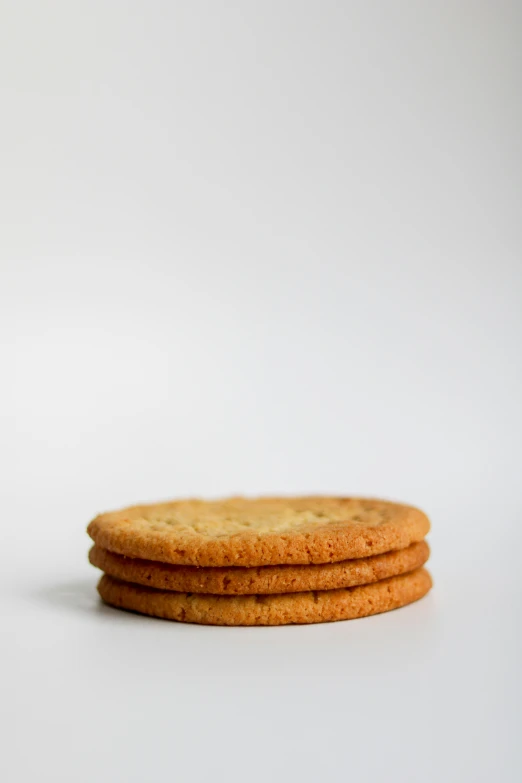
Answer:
xmin=87 ymin=496 xmax=429 ymax=567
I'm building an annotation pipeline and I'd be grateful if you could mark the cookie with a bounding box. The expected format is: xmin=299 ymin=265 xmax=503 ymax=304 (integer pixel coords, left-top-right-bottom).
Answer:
xmin=89 ymin=540 xmax=429 ymax=594
xmin=97 ymin=567 xmax=432 ymax=626
xmin=88 ymin=496 xmax=430 ymax=567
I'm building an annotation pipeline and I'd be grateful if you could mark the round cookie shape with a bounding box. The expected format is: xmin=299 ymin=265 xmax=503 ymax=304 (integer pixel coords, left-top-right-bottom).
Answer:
xmin=89 ymin=540 xmax=430 ymax=594
xmin=87 ymin=496 xmax=430 ymax=568
xmin=97 ymin=567 xmax=432 ymax=626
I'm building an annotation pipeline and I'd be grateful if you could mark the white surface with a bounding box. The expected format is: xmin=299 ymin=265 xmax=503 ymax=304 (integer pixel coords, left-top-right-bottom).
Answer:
xmin=3 ymin=519 xmax=522 ymax=783
xmin=1 ymin=2 xmax=521 ymax=782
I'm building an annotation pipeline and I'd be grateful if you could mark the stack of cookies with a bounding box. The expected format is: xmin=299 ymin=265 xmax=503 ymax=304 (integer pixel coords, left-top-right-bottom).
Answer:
xmin=88 ymin=497 xmax=432 ymax=626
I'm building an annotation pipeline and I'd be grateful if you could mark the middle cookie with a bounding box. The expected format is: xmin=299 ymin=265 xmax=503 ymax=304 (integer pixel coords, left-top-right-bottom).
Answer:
xmin=89 ymin=540 xmax=429 ymax=595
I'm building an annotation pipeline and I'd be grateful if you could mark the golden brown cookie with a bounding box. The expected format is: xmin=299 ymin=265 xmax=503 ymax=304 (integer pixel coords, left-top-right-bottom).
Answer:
xmin=88 ymin=496 xmax=430 ymax=567
xmin=89 ymin=540 xmax=429 ymax=594
xmin=97 ymin=567 xmax=432 ymax=626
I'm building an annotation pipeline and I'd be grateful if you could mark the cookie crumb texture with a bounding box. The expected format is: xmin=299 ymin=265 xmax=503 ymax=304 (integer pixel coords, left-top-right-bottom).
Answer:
xmin=88 ymin=496 xmax=430 ymax=567
xmin=89 ymin=540 xmax=429 ymax=594
xmin=97 ymin=567 xmax=432 ymax=626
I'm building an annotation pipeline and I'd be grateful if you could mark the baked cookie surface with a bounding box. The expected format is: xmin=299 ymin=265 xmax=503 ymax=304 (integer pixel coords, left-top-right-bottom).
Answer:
xmin=88 ymin=496 xmax=430 ymax=567
xmin=89 ymin=540 xmax=429 ymax=594
xmin=97 ymin=567 xmax=432 ymax=626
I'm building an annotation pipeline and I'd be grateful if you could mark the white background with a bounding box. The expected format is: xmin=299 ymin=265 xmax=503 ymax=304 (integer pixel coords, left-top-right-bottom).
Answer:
xmin=1 ymin=2 xmax=521 ymax=782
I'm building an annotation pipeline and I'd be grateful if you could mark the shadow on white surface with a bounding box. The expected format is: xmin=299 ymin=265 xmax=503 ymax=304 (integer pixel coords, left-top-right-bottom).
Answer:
xmin=30 ymin=578 xmax=109 ymax=614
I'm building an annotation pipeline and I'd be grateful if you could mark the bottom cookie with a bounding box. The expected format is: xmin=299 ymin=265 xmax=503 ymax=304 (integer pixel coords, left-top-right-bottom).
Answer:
xmin=97 ymin=567 xmax=432 ymax=626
